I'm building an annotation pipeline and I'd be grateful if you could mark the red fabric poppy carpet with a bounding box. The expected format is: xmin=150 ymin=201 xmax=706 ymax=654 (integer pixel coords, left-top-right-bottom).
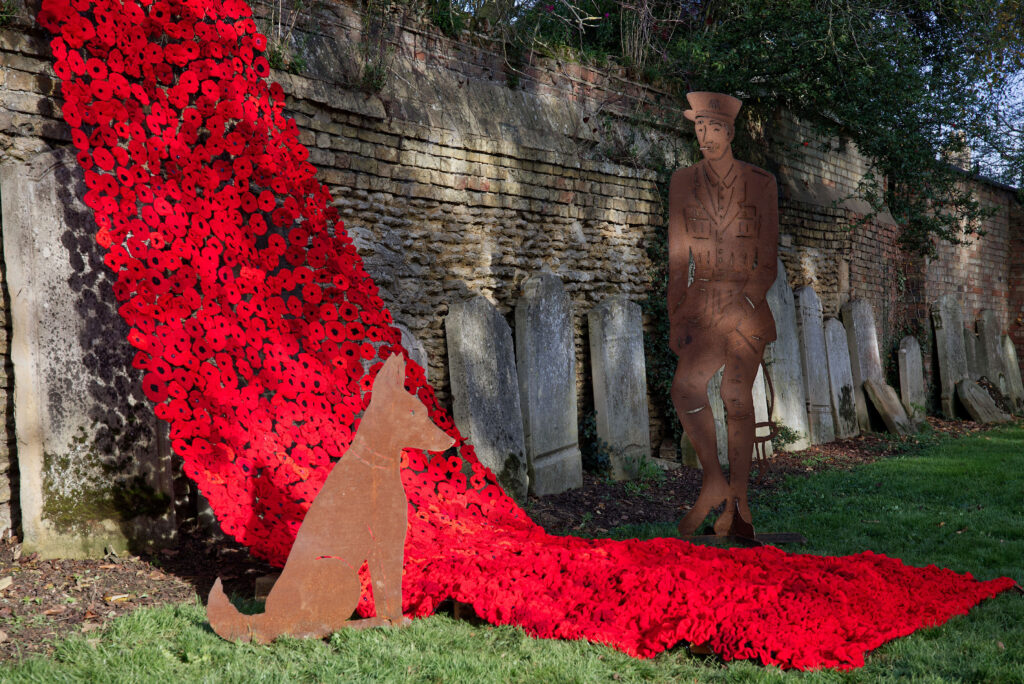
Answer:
xmin=36 ymin=0 xmax=1016 ymax=670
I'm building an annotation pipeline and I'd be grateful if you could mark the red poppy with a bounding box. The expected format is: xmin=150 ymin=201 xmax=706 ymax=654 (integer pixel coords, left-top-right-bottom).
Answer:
xmin=85 ymin=57 xmax=107 ymax=79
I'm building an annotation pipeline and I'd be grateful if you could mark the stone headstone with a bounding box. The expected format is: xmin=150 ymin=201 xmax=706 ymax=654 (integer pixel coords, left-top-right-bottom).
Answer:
xmin=708 ymin=367 xmax=728 ymax=466
xmin=752 ymin=365 xmax=773 ymax=460
xmin=445 ymin=295 xmax=529 ymax=500
xmin=963 ymin=327 xmax=982 ymax=381
xmin=898 ymin=336 xmax=927 ymax=421
xmin=1000 ymin=335 xmax=1024 ymax=415
xmin=977 ymin=310 xmax=1007 ymax=392
xmin=794 ymin=286 xmax=836 ymax=444
xmin=931 ymin=295 xmax=969 ymax=418
xmin=863 ymin=379 xmax=915 ymax=436
xmin=394 ymin=322 xmax=430 ymax=384
xmin=680 ymin=367 xmax=726 ymax=470
xmin=764 ymin=259 xmax=810 ymax=451
xmin=841 ymin=299 xmax=884 ymax=432
xmin=956 ymin=379 xmax=1013 ymax=424
xmin=658 ymin=438 xmax=677 ymax=462
xmin=1 ymin=149 xmax=176 ymax=558
xmin=515 ymin=273 xmax=582 ymax=496
xmin=588 ymin=297 xmax=650 ymax=481
xmin=823 ymin=318 xmax=860 ymax=439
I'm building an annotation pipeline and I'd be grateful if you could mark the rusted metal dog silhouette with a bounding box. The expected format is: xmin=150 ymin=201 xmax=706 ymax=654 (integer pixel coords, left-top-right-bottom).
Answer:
xmin=207 ymin=353 xmax=455 ymax=642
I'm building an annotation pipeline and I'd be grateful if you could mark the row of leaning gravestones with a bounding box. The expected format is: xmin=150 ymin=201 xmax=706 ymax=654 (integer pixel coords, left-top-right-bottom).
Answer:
xmin=681 ymin=259 xmax=1021 ymax=469
xmin=444 ymin=272 xmax=651 ymax=498
xmin=437 ymin=258 xmax=1024 ymax=498
xmin=761 ymin=259 xmax=1021 ymax=461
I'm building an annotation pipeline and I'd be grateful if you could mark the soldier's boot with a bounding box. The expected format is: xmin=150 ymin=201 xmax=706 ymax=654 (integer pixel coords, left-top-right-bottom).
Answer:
xmin=676 ymin=403 xmax=730 ymax=536
xmin=714 ymin=412 xmax=756 ymax=538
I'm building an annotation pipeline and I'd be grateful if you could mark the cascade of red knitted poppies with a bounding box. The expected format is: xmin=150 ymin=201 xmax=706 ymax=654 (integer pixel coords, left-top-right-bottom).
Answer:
xmin=35 ymin=0 xmax=1015 ymax=670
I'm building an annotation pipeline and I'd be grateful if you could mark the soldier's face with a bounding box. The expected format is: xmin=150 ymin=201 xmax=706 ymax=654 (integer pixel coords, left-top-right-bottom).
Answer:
xmin=695 ymin=117 xmax=733 ymax=160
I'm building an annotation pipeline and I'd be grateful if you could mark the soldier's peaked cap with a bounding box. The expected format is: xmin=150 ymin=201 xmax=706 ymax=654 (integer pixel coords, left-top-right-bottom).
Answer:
xmin=684 ymin=92 xmax=742 ymax=125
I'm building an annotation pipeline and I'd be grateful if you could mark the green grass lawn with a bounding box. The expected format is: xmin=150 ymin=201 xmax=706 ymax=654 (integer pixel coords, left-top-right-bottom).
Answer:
xmin=4 ymin=425 xmax=1022 ymax=683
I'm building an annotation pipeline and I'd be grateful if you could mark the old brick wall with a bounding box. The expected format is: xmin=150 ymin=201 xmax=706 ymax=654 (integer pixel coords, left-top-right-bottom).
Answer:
xmin=924 ymin=180 xmax=1019 ymax=345
xmin=1010 ymin=202 xmax=1024 ymax=365
xmin=265 ymin=0 xmax=695 ymax=450
xmin=771 ymin=115 xmax=916 ymax=331
xmin=767 ymin=113 xmax=1022 ymax=407
xmin=1 ymin=0 xmax=693 ymax=532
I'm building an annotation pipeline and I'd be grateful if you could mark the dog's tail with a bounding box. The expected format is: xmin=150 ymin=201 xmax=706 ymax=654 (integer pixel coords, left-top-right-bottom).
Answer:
xmin=207 ymin=578 xmax=260 ymax=643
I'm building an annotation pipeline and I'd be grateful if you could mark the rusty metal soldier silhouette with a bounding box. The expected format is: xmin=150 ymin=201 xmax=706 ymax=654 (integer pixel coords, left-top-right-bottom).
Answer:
xmin=669 ymin=92 xmax=778 ymax=538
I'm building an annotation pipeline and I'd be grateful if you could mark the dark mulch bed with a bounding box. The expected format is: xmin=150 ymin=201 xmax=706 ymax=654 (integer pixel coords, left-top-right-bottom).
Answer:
xmin=0 ymin=417 xmax=994 ymax=662
xmin=526 ymin=416 xmax=987 ymax=534
xmin=0 ymin=526 xmax=276 ymax=661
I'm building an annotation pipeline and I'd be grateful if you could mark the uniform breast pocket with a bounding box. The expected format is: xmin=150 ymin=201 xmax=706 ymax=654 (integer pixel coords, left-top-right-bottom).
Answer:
xmin=694 ymin=247 xmax=713 ymax=271
xmin=685 ymin=206 xmax=711 ymax=239
xmin=735 ymin=243 xmax=755 ymax=271
xmin=737 ymin=205 xmax=758 ymax=237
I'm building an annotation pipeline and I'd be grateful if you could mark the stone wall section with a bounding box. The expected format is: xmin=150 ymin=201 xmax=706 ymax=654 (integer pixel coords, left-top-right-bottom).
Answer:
xmin=0 ymin=25 xmax=69 ymax=163
xmin=0 ymin=3 xmax=678 ymax=504
xmin=2 ymin=14 xmax=75 ymax=537
xmin=768 ymin=113 xmax=1021 ymax=404
xmin=263 ymin=0 xmax=683 ymax=432
xmin=279 ymin=80 xmax=665 ymax=412
xmin=772 ymin=115 xmax=871 ymax=199
xmin=1010 ymin=201 xmax=1024 ymax=366
xmin=771 ymin=115 xmax=923 ymax=339
xmin=925 ymin=181 xmax=1018 ymax=380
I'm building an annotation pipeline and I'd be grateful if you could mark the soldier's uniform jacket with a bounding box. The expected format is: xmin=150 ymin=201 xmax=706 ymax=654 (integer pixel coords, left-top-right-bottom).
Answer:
xmin=668 ymin=158 xmax=779 ymax=351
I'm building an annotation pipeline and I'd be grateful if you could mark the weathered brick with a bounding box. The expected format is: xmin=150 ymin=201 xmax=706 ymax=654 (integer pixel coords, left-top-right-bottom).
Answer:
xmin=1 ymin=16 xmax=1020 ymax=479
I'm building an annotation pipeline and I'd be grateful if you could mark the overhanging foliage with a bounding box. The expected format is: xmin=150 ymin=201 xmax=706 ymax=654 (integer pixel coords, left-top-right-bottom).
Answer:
xmin=436 ymin=0 xmax=1023 ymax=254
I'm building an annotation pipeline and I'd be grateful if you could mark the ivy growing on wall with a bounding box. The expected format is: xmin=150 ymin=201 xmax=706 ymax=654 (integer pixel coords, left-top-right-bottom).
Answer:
xmin=255 ymin=0 xmax=318 ymax=74
xmin=358 ymin=0 xmax=422 ymax=92
xmin=0 ymin=0 xmax=16 ymax=28
xmin=640 ymin=185 xmax=679 ymax=450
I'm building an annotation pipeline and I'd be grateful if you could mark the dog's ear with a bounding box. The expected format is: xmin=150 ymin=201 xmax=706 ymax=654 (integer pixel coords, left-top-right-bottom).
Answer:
xmin=376 ymin=353 xmax=406 ymax=394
